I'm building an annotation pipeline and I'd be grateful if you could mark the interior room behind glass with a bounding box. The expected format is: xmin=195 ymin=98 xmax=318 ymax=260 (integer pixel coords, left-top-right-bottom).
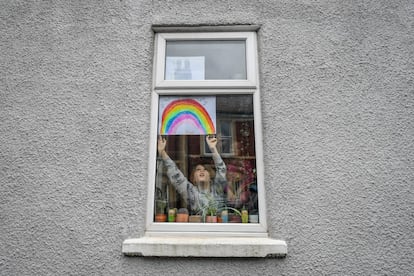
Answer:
xmin=155 ymin=95 xmax=258 ymax=222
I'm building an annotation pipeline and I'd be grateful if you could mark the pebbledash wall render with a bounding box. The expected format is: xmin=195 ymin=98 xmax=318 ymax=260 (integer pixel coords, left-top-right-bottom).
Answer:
xmin=1 ymin=1 xmax=413 ymax=275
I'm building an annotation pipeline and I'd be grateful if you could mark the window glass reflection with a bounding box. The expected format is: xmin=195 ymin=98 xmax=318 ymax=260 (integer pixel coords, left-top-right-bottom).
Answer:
xmin=165 ymin=41 xmax=247 ymax=80
xmin=155 ymin=95 xmax=258 ymax=224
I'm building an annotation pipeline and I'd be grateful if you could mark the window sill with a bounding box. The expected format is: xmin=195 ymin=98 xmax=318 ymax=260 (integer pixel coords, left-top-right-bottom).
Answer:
xmin=122 ymin=235 xmax=287 ymax=258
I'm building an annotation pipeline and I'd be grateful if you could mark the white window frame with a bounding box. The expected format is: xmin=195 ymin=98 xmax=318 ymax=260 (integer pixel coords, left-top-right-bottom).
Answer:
xmin=123 ymin=27 xmax=287 ymax=257
xmin=154 ymin=32 xmax=257 ymax=89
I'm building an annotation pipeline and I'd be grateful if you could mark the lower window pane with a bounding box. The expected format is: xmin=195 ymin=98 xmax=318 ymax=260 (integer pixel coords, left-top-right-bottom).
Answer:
xmin=155 ymin=95 xmax=258 ymax=224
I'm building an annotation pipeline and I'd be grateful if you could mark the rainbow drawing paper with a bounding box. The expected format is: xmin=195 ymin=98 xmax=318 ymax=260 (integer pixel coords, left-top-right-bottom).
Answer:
xmin=159 ymin=97 xmax=216 ymax=135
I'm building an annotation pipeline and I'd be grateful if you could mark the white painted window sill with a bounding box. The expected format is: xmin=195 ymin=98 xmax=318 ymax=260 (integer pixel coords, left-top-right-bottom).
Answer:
xmin=122 ymin=235 xmax=287 ymax=258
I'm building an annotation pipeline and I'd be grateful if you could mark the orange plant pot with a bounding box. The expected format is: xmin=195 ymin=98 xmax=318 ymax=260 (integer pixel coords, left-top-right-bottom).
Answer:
xmin=175 ymin=214 xmax=189 ymax=222
xmin=206 ymin=216 xmax=217 ymax=223
xmin=188 ymin=215 xmax=202 ymax=223
xmin=155 ymin=214 xmax=167 ymax=222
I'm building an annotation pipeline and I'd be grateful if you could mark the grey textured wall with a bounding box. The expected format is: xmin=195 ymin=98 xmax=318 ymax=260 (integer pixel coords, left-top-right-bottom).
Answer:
xmin=1 ymin=0 xmax=413 ymax=275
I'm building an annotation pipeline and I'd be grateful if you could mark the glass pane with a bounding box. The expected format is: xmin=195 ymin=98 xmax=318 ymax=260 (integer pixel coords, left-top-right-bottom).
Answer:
xmin=155 ymin=95 xmax=258 ymax=224
xmin=165 ymin=40 xmax=247 ymax=80
xmin=220 ymin=121 xmax=231 ymax=137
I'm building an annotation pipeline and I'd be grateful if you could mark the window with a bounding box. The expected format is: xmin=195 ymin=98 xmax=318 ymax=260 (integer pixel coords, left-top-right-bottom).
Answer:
xmin=154 ymin=32 xmax=257 ymax=88
xmin=203 ymin=119 xmax=235 ymax=156
xmin=123 ymin=27 xmax=287 ymax=257
xmin=149 ymin=31 xmax=265 ymax=234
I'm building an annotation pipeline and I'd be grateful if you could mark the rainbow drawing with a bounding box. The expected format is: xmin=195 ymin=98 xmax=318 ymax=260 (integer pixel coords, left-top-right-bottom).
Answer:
xmin=159 ymin=97 xmax=216 ymax=135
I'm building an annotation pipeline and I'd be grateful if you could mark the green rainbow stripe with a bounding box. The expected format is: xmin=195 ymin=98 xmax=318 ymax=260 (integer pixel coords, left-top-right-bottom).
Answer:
xmin=161 ymin=99 xmax=215 ymax=135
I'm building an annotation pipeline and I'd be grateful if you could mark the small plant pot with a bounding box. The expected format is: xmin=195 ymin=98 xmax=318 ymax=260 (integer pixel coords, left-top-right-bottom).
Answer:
xmin=155 ymin=200 xmax=167 ymax=214
xmin=176 ymin=213 xmax=189 ymax=222
xmin=188 ymin=215 xmax=202 ymax=223
xmin=206 ymin=216 xmax=217 ymax=223
xmin=229 ymin=214 xmax=242 ymax=223
xmin=154 ymin=214 xmax=167 ymax=222
xmin=249 ymin=214 xmax=259 ymax=223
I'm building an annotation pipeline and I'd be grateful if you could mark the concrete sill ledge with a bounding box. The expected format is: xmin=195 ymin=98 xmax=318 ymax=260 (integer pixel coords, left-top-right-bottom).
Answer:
xmin=122 ymin=236 xmax=287 ymax=258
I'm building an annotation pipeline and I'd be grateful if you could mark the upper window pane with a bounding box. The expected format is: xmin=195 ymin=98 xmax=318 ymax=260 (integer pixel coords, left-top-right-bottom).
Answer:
xmin=165 ymin=40 xmax=247 ymax=80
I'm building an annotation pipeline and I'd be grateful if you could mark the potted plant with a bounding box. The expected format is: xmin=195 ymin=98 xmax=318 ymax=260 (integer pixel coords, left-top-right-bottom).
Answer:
xmin=248 ymin=209 xmax=259 ymax=223
xmin=228 ymin=212 xmax=242 ymax=223
xmin=205 ymin=207 xmax=218 ymax=223
xmin=241 ymin=206 xmax=249 ymax=223
xmin=220 ymin=206 xmax=242 ymax=223
xmin=176 ymin=208 xmax=189 ymax=222
xmin=204 ymin=194 xmax=219 ymax=223
xmin=189 ymin=208 xmax=203 ymax=223
xmin=154 ymin=199 xmax=167 ymax=222
xmin=196 ymin=193 xmax=220 ymax=223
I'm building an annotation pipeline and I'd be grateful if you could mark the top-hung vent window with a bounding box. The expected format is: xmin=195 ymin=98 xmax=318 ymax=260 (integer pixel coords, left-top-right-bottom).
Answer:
xmin=154 ymin=32 xmax=257 ymax=88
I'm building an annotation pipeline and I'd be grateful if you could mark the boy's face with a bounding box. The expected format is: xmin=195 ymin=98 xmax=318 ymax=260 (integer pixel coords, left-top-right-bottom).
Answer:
xmin=194 ymin=165 xmax=210 ymax=183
